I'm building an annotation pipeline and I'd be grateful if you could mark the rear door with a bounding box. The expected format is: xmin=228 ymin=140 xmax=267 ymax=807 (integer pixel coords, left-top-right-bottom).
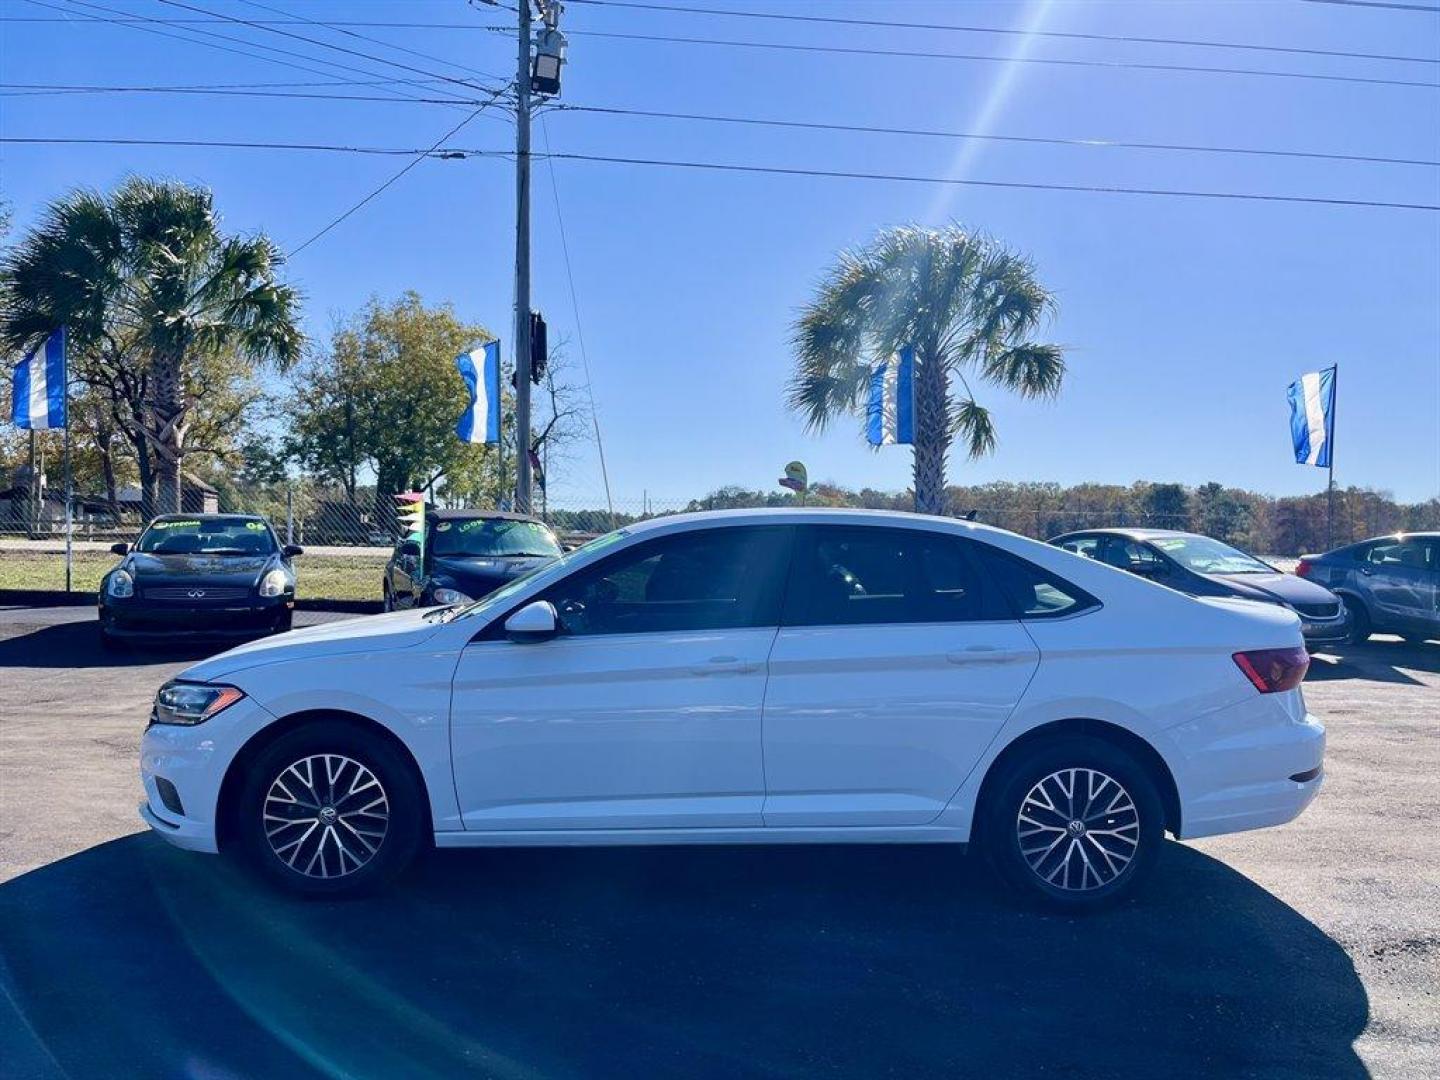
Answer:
xmin=1362 ymin=538 xmax=1434 ymax=631
xmin=761 ymin=525 xmax=1039 ymax=827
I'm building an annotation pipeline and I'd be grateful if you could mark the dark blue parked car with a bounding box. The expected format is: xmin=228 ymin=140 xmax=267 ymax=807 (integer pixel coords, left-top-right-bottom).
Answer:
xmin=1297 ymin=533 xmax=1439 ymax=644
xmin=382 ymin=509 xmax=562 ymax=611
xmin=1049 ymin=528 xmax=1350 ymax=648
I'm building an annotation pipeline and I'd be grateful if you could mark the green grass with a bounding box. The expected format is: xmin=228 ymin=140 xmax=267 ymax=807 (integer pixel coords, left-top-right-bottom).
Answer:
xmin=0 ymin=550 xmax=381 ymax=601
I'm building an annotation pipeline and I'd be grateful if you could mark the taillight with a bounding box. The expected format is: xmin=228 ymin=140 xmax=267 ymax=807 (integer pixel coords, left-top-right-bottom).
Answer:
xmin=1233 ymin=648 xmax=1310 ymax=693
xmin=1295 ymin=559 xmax=1313 ymax=578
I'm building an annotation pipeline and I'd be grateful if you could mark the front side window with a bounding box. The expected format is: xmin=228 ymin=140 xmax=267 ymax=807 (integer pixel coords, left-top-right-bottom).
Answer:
xmin=783 ymin=526 xmax=996 ymax=627
xmin=539 ymin=526 xmax=792 ymax=636
xmin=431 ymin=518 xmax=562 ymax=559
xmin=136 ymin=517 xmax=277 ymax=556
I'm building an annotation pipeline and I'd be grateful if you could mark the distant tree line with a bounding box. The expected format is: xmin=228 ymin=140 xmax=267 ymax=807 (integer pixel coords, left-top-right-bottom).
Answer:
xmin=679 ymin=480 xmax=1439 ymax=556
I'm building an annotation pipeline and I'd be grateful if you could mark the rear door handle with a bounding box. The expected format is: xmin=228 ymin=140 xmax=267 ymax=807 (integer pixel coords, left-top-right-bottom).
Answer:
xmin=691 ymin=656 xmax=760 ymax=676
xmin=946 ymin=646 xmax=1026 ymax=664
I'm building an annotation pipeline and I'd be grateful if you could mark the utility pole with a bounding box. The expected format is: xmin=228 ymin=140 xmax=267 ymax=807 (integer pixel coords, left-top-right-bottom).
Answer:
xmin=513 ymin=0 xmax=534 ymax=514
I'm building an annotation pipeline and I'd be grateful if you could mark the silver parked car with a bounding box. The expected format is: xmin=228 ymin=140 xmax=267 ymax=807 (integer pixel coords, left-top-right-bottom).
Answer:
xmin=1297 ymin=533 xmax=1439 ymax=645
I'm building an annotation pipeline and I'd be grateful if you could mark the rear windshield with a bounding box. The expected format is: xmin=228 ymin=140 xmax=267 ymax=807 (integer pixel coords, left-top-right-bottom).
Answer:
xmin=136 ymin=518 xmax=277 ymax=555
xmin=431 ymin=518 xmax=562 ymax=559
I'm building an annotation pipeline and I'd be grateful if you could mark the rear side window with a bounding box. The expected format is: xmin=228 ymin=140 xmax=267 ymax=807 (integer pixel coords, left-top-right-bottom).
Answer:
xmin=782 ymin=526 xmax=1002 ymax=627
xmin=1060 ymin=536 xmax=1102 ymax=559
xmin=538 ymin=525 xmax=792 ymax=636
xmin=973 ymin=546 xmax=1100 ymax=619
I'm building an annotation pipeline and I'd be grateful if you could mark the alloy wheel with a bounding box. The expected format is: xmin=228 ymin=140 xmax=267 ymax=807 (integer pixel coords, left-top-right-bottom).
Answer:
xmin=1017 ymin=767 xmax=1140 ymax=892
xmin=262 ymin=754 xmax=390 ymax=879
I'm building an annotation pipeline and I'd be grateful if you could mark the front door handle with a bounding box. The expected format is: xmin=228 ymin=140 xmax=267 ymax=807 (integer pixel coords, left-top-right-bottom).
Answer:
xmin=691 ymin=655 xmax=760 ymax=676
xmin=946 ymin=646 xmax=1026 ymax=664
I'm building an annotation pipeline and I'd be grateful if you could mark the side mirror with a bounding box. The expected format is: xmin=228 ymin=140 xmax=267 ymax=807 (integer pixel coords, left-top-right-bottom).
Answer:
xmin=110 ymin=542 xmax=128 ymax=556
xmin=283 ymin=544 xmax=304 ymax=558
xmin=399 ymin=540 xmax=421 ymax=559
xmin=504 ymin=600 xmax=558 ymax=642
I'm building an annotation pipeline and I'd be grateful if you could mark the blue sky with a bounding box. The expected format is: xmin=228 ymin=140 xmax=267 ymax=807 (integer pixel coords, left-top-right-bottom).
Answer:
xmin=2 ymin=0 xmax=1438 ymax=506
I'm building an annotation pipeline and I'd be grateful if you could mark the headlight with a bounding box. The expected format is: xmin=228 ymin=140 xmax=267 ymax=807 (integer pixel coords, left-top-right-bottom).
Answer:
xmin=106 ymin=569 xmax=134 ymax=598
xmin=258 ymin=568 xmax=290 ymax=597
xmin=153 ymin=680 xmax=245 ymax=726
xmin=432 ymin=586 xmax=473 ymax=606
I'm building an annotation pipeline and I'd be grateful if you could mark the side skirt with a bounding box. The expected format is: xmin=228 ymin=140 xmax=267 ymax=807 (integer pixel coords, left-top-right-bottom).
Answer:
xmin=434 ymin=825 xmax=969 ymax=849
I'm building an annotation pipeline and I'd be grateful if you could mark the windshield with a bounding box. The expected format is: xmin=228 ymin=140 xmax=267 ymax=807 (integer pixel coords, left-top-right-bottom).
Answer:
xmin=445 ymin=528 xmax=631 ymax=622
xmin=136 ymin=518 xmax=278 ymax=556
xmin=431 ymin=518 xmax=562 ymax=559
xmin=1151 ymin=535 xmax=1273 ymax=575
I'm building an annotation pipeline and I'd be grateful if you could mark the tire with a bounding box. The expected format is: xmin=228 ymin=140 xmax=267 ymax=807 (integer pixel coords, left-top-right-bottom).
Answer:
xmin=236 ymin=721 xmax=426 ymax=898
xmin=272 ymin=611 xmax=293 ymax=635
xmin=1344 ymin=600 xmax=1372 ymax=645
xmin=98 ymin=624 xmax=126 ymax=652
xmin=981 ymin=736 xmax=1164 ymax=913
xmin=382 ymin=584 xmax=394 ymax=612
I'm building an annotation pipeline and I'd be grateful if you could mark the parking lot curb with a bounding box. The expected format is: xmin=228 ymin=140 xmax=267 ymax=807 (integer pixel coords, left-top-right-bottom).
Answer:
xmin=0 ymin=589 xmax=381 ymax=615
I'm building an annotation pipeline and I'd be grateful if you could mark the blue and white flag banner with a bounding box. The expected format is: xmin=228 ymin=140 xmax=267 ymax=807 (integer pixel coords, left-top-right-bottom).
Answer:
xmin=10 ymin=328 xmax=67 ymax=431
xmin=455 ymin=340 xmax=501 ymax=445
xmin=866 ymin=345 xmax=915 ymax=447
xmin=1287 ymin=367 xmax=1335 ymax=468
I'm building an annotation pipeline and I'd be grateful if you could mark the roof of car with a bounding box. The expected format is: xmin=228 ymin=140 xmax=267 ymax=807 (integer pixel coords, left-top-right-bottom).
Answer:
xmin=1050 ymin=527 xmax=1196 ymax=542
xmin=619 ymin=506 xmax=1013 ymax=537
xmin=427 ymin=508 xmax=548 ymax=525
xmin=147 ymin=513 xmax=267 ymax=522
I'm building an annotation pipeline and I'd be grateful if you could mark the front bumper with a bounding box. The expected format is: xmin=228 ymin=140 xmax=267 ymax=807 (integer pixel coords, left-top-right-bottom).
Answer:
xmin=102 ymin=596 xmax=292 ymax=639
xmin=1165 ymin=693 xmax=1325 ymax=840
xmin=140 ymin=695 xmax=279 ymax=854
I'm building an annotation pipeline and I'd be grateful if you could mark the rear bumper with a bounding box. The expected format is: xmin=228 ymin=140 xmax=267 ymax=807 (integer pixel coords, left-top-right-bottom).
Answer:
xmin=1299 ymin=612 xmax=1350 ymax=647
xmin=1165 ymin=697 xmax=1325 ymax=840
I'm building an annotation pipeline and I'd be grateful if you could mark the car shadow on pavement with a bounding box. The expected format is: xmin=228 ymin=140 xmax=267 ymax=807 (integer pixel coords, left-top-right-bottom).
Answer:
xmin=0 ymin=835 xmax=1368 ymax=1080
xmin=1307 ymin=637 xmax=1439 ymax=686
xmin=0 ymin=618 xmax=231 ymax=669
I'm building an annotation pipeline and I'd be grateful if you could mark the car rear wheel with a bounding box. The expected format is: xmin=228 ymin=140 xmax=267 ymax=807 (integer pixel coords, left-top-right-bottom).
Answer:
xmin=237 ymin=721 xmax=425 ymax=898
xmin=981 ymin=736 xmax=1164 ymax=912
xmin=382 ymin=584 xmax=394 ymax=612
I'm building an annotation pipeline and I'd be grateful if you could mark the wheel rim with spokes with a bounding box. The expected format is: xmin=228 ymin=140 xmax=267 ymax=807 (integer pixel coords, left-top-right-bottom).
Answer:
xmin=263 ymin=754 xmax=389 ymax=879
xmin=1017 ymin=767 xmax=1140 ymax=892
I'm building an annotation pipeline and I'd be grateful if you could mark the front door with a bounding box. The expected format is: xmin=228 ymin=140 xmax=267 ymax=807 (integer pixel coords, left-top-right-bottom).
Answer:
xmin=449 ymin=525 xmax=794 ymax=831
xmin=762 ymin=525 xmax=1040 ymax=828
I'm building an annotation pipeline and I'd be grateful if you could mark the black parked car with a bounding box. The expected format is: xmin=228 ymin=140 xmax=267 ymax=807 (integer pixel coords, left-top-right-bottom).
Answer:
xmin=382 ymin=509 xmax=562 ymax=611
xmin=1296 ymin=533 xmax=1438 ymax=644
xmin=99 ymin=514 xmax=302 ymax=647
xmin=1048 ymin=528 xmax=1350 ymax=648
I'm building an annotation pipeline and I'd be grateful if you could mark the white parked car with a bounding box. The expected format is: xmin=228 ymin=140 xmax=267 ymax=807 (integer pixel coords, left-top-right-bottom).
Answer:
xmin=140 ymin=509 xmax=1324 ymax=910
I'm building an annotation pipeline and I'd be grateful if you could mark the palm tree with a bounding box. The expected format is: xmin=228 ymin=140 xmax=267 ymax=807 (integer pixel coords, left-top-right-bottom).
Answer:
xmin=791 ymin=225 xmax=1064 ymax=515
xmin=1 ymin=178 xmax=302 ymax=514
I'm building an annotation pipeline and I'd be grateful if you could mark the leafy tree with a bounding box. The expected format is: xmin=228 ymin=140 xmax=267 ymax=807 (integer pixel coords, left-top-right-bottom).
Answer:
xmin=286 ymin=293 xmax=496 ymax=524
xmin=791 ymin=224 xmax=1064 ymax=514
xmin=0 ymin=178 xmax=301 ymax=514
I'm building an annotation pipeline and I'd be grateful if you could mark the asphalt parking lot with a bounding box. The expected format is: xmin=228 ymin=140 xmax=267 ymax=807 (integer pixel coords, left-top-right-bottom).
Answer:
xmin=0 ymin=605 xmax=1436 ymax=1079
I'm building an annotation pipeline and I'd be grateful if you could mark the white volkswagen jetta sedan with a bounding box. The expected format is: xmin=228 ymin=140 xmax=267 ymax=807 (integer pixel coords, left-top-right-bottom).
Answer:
xmin=140 ymin=509 xmax=1323 ymax=910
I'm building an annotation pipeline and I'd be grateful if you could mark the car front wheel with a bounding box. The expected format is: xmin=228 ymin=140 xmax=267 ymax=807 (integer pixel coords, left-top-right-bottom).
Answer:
xmin=982 ymin=736 xmax=1164 ymax=912
xmin=237 ymin=721 xmax=425 ymax=898
xmin=1344 ymin=600 xmax=1372 ymax=645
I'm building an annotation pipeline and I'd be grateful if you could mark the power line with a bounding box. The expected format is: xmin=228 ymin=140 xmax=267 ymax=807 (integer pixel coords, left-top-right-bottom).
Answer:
xmin=289 ymin=88 xmax=511 ymax=256
xmin=10 ymin=135 xmax=1431 ymax=211
xmin=473 ymin=25 xmax=1440 ymax=90
xmin=38 ymin=0 xmax=482 ymax=112
xmin=151 ymin=0 xmax=501 ymax=95
xmin=8 ymin=8 xmax=1434 ymax=64
xmin=555 ymin=103 xmax=1439 ymax=168
xmin=565 ymin=0 xmax=1440 ymax=66
xmin=1299 ymin=0 xmax=1440 ymax=11
xmin=526 ymin=148 xmax=1440 ymax=211
xmin=234 ymin=0 xmax=507 ymax=86
xmin=538 ymin=114 xmax=617 ymax=529
xmin=0 ymin=83 xmax=496 ymax=106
